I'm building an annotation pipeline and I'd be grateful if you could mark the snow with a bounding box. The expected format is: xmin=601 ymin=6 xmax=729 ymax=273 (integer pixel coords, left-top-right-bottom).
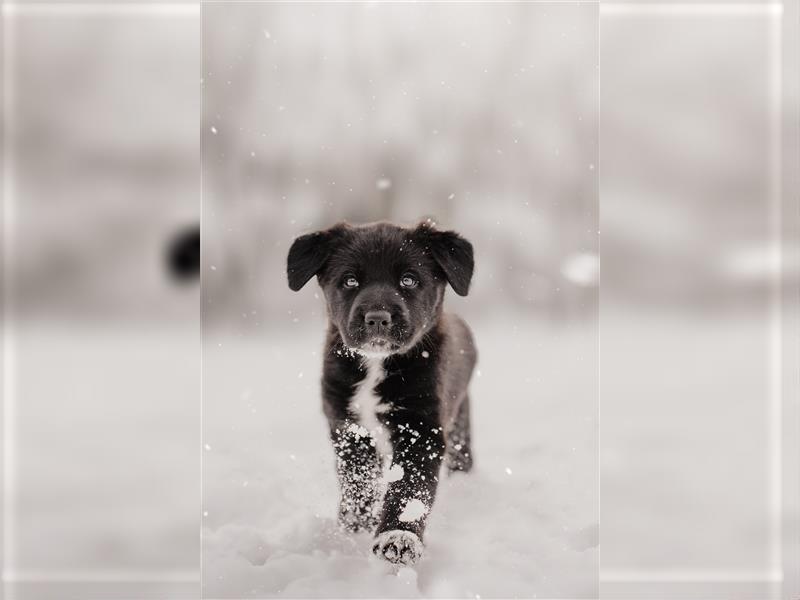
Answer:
xmin=398 ymin=499 xmax=428 ymax=523
xmin=13 ymin=314 xmax=790 ymax=598
xmin=203 ymin=316 xmax=597 ymax=597
xmin=346 ymin=422 xmax=370 ymax=439
xmin=386 ymin=464 xmax=405 ymax=483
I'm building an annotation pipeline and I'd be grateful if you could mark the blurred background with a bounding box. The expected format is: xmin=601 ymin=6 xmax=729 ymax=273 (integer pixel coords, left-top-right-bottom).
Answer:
xmin=201 ymin=2 xmax=598 ymax=332
xmin=600 ymin=4 xmax=800 ymax=599
xmin=0 ymin=1 xmax=798 ymax=599
xmin=1 ymin=4 xmax=201 ymax=600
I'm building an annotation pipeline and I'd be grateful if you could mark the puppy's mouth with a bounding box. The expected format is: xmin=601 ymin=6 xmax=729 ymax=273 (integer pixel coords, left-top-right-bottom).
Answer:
xmin=357 ymin=336 xmax=401 ymax=356
xmin=341 ymin=328 xmax=407 ymax=356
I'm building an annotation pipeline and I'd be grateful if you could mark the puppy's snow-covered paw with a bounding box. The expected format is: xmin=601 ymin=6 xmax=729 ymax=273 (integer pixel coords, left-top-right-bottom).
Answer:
xmin=372 ymin=529 xmax=423 ymax=566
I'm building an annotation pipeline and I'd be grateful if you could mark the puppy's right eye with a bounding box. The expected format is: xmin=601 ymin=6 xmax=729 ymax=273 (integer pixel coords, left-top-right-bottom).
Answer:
xmin=343 ymin=276 xmax=359 ymax=289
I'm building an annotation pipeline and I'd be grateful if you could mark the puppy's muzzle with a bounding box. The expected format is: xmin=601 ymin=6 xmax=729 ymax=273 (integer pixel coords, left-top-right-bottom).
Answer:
xmin=346 ymin=287 xmax=411 ymax=351
xmin=364 ymin=310 xmax=392 ymax=335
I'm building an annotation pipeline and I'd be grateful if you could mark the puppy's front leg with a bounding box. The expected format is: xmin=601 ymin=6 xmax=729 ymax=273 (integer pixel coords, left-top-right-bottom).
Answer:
xmin=372 ymin=413 xmax=445 ymax=566
xmin=331 ymin=423 xmax=382 ymax=533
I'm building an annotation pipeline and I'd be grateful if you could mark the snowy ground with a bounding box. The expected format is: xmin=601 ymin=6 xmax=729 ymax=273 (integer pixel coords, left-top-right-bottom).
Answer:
xmin=8 ymin=312 xmax=796 ymax=599
xmin=8 ymin=323 xmax=200 ymax=599
xmin=202 ymin=316 xmax=598 ymax=599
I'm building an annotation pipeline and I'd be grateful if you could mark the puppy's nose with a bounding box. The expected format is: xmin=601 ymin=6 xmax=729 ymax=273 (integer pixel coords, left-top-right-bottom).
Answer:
xmin=364 ymin=310 xmax=392 ymax=329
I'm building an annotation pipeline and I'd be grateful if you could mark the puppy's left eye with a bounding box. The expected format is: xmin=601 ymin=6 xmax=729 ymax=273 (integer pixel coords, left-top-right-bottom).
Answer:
xmin=400 ymin=274 xmax=418 ymax=288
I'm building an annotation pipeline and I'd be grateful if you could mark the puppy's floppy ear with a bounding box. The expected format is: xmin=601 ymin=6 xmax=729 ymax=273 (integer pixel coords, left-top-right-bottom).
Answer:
xmin=286 ymin=225 xmax=343 ymax=291
xmin=416 ymin=220 xmax=474 ymax=297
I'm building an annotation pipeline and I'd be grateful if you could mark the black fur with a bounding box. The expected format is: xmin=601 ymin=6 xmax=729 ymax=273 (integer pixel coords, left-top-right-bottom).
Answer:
xmin=287 ymin=220 xmax=477 ymax=566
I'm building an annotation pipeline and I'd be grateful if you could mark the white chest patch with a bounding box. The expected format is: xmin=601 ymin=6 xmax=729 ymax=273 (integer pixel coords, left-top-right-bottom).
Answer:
xmin=350 ymin=356 xmax=392 ymax=459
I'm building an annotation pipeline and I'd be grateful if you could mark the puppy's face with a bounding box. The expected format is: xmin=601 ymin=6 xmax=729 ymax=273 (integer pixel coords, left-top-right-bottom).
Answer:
xmin=287 ymin=221 xmax=473 ymax=356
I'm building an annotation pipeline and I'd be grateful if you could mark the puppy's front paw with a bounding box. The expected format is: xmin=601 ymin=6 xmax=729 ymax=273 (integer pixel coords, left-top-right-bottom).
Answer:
xmin=372 ymin=529 xmax=423 ymax=566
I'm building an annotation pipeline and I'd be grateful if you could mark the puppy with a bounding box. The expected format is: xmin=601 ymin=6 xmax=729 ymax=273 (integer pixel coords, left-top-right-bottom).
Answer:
xmin=286 ymin=220 xmax=476 ymax=566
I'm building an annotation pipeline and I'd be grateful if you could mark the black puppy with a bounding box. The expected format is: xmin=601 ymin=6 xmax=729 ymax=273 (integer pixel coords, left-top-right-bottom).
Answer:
xmin=286 ymin=220 xmax=476 ymax=566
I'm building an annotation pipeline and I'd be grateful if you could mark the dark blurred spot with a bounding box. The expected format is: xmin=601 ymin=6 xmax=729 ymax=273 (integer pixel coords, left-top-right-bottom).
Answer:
xmin=166 ymin=225 xmax=200 ymax=283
